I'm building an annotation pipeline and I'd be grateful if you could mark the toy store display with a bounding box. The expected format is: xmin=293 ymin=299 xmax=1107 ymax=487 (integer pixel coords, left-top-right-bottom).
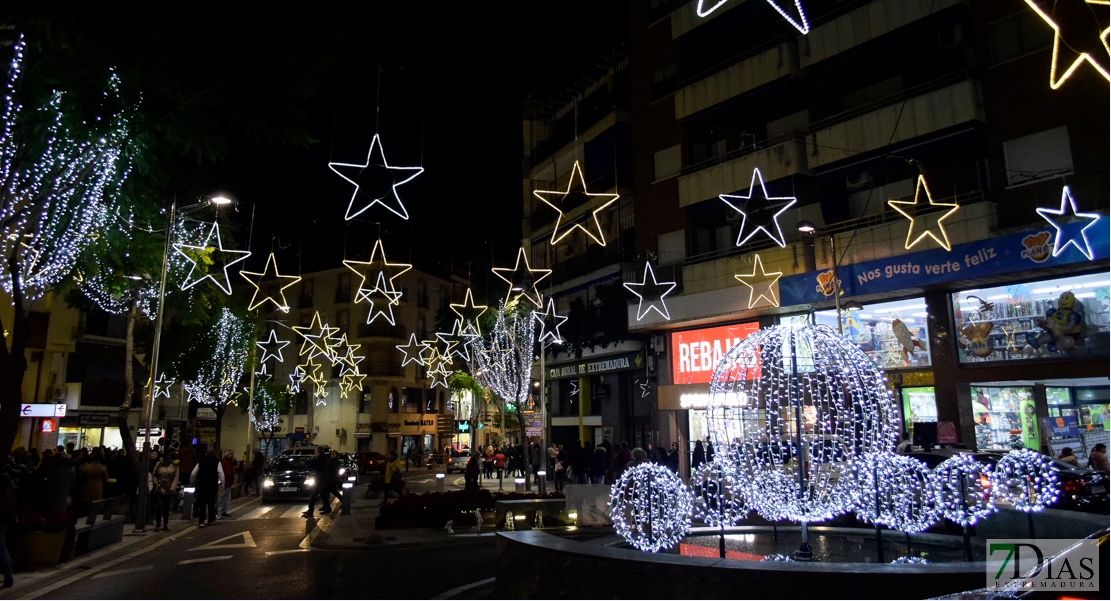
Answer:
xmin=971 ymin=387 xmax=1039 ymax=451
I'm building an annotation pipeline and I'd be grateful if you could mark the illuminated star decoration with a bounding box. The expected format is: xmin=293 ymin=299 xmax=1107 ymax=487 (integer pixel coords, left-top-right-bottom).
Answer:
xmin=436 ymin=318 xmax=479 ymax=362
xmin=174 ymin=221 xmax=252 ymax=294
xmin=396 ymin=333 xmax=429 ymax=367
xmin=533 ymin=297 xmax=568 ymax=344
xmin=450 ymin=288 xmax=488 ymax=336
xmin=256 ymin=330 xmax=291 ymax=364
xmin=696 ymin=1 xmax=810 ymax=34
xmin=343 ymin=238 xmax=412 ymax=324
xmin=313 ymin=381 xmax=329 ymax=406
xmin=532 ymin=160 xmax=620 ymax=247
xmin=152 ymin=373 xmax=174 ymax=399
xmin=491 ymin=247 xmax=551 ymax=309
xmin=637 ymin=378 xmax=652 ymax=398
xmin=288 ymin=365 xmax=306 ymax=393
xmin=623 ymin=262 xmax=677 ymax=321
xmin=887 ymin=175 xmax=961 ymax=251
xmin=255 ymin=362 xmax=270 ymax=378
xmin=238 ymin=252 xmax=301 ymax=313
xmin=1024 ymin=0 xmax=1110 ymax=89
xmin=362 ymin=272 xmax=404 ymax=325
xmin=1036 ymin=186 xmax=1101 ymax=260
xmin=719 ymin=167 xmax=798 ymax=248
xmin=328 ymin=133 xmax=423 ymax=221
xmin=298 ymin=356 xmax=325 ymax=385
xmin=293 ymin=312 xmax=339 ymax=362
xmin=734 ymin=254 xmax=783 ymax=309
xmin=569 ymin=380 xmax=579 ymax=398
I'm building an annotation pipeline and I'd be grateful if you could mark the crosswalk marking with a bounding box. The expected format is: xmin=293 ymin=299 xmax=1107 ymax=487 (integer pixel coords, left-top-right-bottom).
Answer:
xmin=239 ymin=506 xmax=272 ymax=521
xmin=189 ymin=531 xmax=257 ymax=551
xmin=92 ymin=565 xmax=153 ymax=579
xmin=178 ymin=555 xmax=233 ymax=565
xmin=281 ymin=505 xmax=308 ymax=519
xmin=265 ymin=549 xmax=310 ymax=556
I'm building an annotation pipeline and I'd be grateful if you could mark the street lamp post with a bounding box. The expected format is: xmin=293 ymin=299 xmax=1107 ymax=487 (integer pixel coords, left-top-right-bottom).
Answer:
xmin=797 ymin=221 xmax=847 ymax=335
xmin=134 ymin=195 xmax=232 ymax=533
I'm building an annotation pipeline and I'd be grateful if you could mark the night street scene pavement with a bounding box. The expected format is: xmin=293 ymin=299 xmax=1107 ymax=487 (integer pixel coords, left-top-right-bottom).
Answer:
xmin=1 ymin=1 xmax=1109 ymax=600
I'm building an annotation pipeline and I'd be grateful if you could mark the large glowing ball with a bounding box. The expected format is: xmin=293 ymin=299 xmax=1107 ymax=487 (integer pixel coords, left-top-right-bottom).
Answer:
xmin=691 ymin=457 xmax=750 ymax=528
xmin=706 ymin=322 xmax=899 ymax=522
xmin=990 ymin=449 xmax=1059 ymax=513
xmin=848 ymin=452 xmax=940 ymax=533
xmin=609 ymin=462 xmax=693 ymax=553
xmin=932 ymin=453 xmax=995 ymax=526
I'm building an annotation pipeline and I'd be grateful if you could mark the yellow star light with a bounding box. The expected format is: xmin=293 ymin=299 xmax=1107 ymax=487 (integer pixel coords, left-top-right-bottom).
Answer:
xmin=450 ymin=288 xmax=489 ymax=336
xmin=238 ymin=252 xmax=301 ymax=313
xmin=532 ymin=160 xmax=620 ymax=247
xmin=343 ymin=239 xmax=412 ymax=304
xmin=1025 ymin=0 xmax=1110 ymax=89
xmin=293 ymin=312 xmax=338 ymax=362
xmin=887 ymin=175 xmax=960 ymax=251
xmin=491 ymin=247 xmax=551 ymax=308
xmin=436 ymin=318 xmax=479 ymax=361
xmin=174 ymin=221 xmax=251 ymax=295
xmin=328 ymin=133 xmax=423 ymax=221
xmin=299 ymin=356 xmax=325 ymax=385
xmin=734 ymin=254 xmax=783 ymax=309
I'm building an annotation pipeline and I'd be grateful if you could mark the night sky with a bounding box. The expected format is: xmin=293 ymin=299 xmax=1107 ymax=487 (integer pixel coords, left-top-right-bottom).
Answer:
xmin=208 ymin=1 xmax=624 ymax=280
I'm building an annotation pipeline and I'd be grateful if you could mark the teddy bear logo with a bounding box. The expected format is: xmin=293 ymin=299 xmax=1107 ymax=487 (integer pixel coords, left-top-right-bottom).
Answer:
xmin=960 ymin=321 xmax=995 ymax=358
xmin=814 ymin=269 xmax=839 ymax=297
xmin=1021 ymin=232 xmax=1052 ymax=263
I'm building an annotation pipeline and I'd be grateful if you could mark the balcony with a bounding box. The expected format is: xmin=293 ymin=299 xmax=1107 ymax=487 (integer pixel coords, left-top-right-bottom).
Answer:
xmin=678 ymin=133 xmax=810 ymax=207
xmin=334 ymin=288 xmax=351 ymax=304
xmin=674 ymin=41 xmax=800 ymax=120
xmin=800 ymin=0 xmax=966 ymax=68
xmin=80 ymin=312 xmax=127 ymax=340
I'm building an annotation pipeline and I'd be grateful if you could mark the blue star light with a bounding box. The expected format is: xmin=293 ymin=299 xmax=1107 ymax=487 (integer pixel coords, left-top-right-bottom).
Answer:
xmin=1036 ymin=186 xmax=1101 ymax=260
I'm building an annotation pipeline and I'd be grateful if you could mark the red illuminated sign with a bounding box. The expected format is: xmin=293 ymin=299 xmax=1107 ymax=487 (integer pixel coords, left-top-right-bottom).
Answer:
xmin=42 ymin=418 xmax=57 ymax=433
xmin=670 ymin=322 xmax=760 ymax=385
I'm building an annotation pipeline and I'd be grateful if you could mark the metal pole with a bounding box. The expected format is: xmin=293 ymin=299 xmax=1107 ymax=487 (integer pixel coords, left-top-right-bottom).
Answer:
xmin=246 ymin=347 xmax=257 ymax=458
xmin=134 ymin=199 xmax=176 ymax=533
xmin=791 ymin=328 xmax=813 ymax=560
xmin=831 ymin=234 xmax=843 ymax=335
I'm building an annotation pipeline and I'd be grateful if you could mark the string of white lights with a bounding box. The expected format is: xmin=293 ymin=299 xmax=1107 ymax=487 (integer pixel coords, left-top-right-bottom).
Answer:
xmin=609 ymin=462 xmax=693 ymax=552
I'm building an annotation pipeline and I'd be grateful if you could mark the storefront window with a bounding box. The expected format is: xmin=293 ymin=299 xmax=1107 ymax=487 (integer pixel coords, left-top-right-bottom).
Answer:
xmin=902 ymin=387 xmax=937 ymax=432
xmin=796 ymin=297 xmax=932 ymax=369
xmin=971 ymin=386 xmax=1040 ymax=450
xmin=953 ymin=272 xmax=1110 ymax=363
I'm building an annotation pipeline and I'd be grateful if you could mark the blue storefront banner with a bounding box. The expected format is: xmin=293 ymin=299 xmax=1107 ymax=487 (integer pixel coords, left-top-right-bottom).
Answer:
xmin=779 ymin=223 xmax=1109 ymax=306
xmin=1041 ymin=415 xmax=1081 ymax=438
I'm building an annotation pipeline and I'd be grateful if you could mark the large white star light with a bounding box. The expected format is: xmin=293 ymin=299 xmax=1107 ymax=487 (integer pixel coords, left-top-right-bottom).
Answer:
xmin=436 ymin=318 xmax=479 ymax=362
xmin=256 ymin=330 xmax=291 ymax=364
xmin=288 ymin=365 xmax=306 ymax=394
xmin=396 ymin=333 xmax=429 ymax=368
xmin=719 ymin=167 xmax=798 ymax=249
xmin=532 ymin=160 xmax=620 ymax=247
xmin=1036 ymin=186 xmax=1102 ymax=260
xmin=238 ymin=252 xmax=301 ymax=313
xmin=624 ymin=262 xmax=677 ymax=321
xmin=533 ymin=297 xmax=569 ymax=344
xmin=174 ymin=221 xmax=252 ymax=295
xmin=152 ymin=373 xmax=174 ymax=399
xmin=697 ymin=1 xmax=810 ymax=34
xmin=328 ymin=133 xmax=423 ymax=221
xmin=491 ymin=247 xmax=551 ymax=308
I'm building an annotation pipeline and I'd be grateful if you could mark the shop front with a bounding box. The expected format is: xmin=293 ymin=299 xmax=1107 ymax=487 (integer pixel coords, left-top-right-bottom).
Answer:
xmin=58 ymin=412 xmax=125 ymax=451
xmin=544 ymin=349 xmax=646 ymax=448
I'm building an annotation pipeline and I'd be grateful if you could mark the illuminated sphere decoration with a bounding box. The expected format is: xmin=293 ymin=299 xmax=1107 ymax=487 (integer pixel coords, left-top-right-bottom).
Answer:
xmin=932 ymin=453 xmax=995 ymax=526
xmin=690 ymin=458 xmax=750 ymax=528
xmin=848 ymin=452 xmax=940 ymax=533
xmin=609 ymin=463 xmax=693 ymax=553
xmin=989 ymin=449 xmax=1059 ymax=513
xmin=706 ymin=323 xmax=899 ymax=523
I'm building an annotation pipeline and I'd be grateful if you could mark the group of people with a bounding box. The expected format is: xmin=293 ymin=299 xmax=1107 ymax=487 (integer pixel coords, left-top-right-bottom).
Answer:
xmin=1057 ymin=443 xmax=1108 ymax=471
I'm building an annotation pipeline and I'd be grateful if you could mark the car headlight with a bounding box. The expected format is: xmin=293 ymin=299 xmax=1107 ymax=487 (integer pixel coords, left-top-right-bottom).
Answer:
xmin=263 ymin=478 xmax=274 ymax=488
xmin=304 ymin=477 xmax=316 ymax=488
xmin=338 ymin=467 xmax=346 ymax=476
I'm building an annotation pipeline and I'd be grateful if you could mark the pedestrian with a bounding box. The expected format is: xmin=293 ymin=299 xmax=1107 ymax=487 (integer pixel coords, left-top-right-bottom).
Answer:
xmin=483 ymin=447 xmax=494 ymax=479
xmin=590 ymin=442 xmax=608 ymax=485
xmin=305 ymin=446 xmax=334 ymax=516
xmin=1 ymin=469 xmax=18 ymax=588
xmin=1087 ymin=444 xmax=1108 ymax=472
xmin=218 ymin=450 xmax=236 ymax=518
xmin=666 ymin=442 xmax=680 ymax=473
xmin=382 ymin=451 xmax=404 ymax=505
xmin=692 ymin=441 xmax=705 ymax=470
xmin=613 ymin=442 xmax=633 ymax=479
xmin=327 ymin=450 xmax=345 ymax=506
xmin=706 ymin=439 xmax=715 ymax=463
xmin=547 ymin=443 xmax=559 ymax=474
xmin=628 ymin=447 xmax=649 ymax=470
xmin=570 ymin=440 xmax=589 ymax=485
xmin=189 ymin=445 xmax=223 ymax=528
xmin=464 ymin=450 xmax=480 ymax=493
xmin=76 ymin=449 xmax=109 ymax=516
xmin=529 ymin=442 xmax=542 ymax=477
xmin=249 ymin=448 xmax=265 ymax=495
xmin=554 ymin=444 xmax=568 ymax=492
xmin=149 ymin=453 xmax=179 ymax=532
xmin=896 ymin=432 xmax=912 ymax=454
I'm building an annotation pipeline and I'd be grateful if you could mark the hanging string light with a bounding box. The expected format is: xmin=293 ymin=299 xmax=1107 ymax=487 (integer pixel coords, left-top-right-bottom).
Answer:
xmin=470 ymin=302 xmax=536 ymax=411
xmin=609 ymin=462 xmax=693 ymax=553
xmin=181 ymin=308 xmax=250 ymax=406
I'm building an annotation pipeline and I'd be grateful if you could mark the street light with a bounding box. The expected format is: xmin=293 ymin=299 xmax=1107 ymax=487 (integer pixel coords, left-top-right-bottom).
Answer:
xmin=797 ymin=220 xmax=852 ymax=335
xmin=134 ymin=194 xmax=235 ymax=533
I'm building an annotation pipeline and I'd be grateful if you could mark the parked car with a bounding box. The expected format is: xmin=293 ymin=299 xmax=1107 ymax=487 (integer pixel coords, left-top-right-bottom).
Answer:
xmin=261 ymin=456 xmax=317 ymax=502
xmin=446 ymin=449 xmax=471 ymax=474
xmin=281 ymin=445 xmax=326 ymax=459
xmin=355 ymin=451 xmax=388 ymax=475
xmin=336 ymin=453 xmax=357 ymax=479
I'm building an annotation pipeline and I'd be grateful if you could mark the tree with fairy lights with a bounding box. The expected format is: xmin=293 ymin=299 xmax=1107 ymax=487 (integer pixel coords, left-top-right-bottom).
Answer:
xmin=178 ymin=308 xmax=252 ymax=448
xmin=247 ymin=379 xmax=293 ymax=456
xmin=0 ymin=36 xmax=134 ymax=458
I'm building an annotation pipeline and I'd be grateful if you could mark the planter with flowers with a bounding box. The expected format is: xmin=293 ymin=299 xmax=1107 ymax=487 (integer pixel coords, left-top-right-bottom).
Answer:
xmin=11 ymin=509 xmax=77 ymax=569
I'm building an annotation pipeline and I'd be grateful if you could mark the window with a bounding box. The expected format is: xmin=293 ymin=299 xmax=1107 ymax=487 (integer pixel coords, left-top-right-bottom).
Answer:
xmin=650 ymin=63 xmax=677 ymax=100
xmin=654 ymin=145 xmax=681 ymax=181
xmin=299 ymin=279 xmax=314 ymax=308
xmin=336 ymin=273 xmax=351 ymax=303
xmin=988 ymin=10 xmax=1052 ymax=65
xmin=1003 ymin=127 xmax=1074 ymax=187
xmin=417 ymin=280 xmax=428 ymax=308
xmin=336 ymin=309 xmax=349 ymax=331
xmin=360 ymin=390 xmax=372 ymax=413
xmin=803 ymin=297 xmax=933 ymax=369
xmin=388 ymin=387 xmax=399 ymax=413
xmin=294 ymin=391 xmax=308 ymax=415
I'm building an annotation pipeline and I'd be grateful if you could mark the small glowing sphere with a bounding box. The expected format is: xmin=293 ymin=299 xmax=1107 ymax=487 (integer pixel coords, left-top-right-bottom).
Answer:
xmin=609 ymin=463 xmax=692 ymax=553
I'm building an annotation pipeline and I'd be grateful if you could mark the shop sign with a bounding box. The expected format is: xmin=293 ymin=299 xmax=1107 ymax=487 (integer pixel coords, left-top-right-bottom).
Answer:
xmin=78 ymin=414 xmax=111 ymax=427
xmin=196 ymin=407 xmax=218 ymax=420
xmin=42 ymin=419 xmax=57 ymax=433
xmin=779 ymin=226 xmax=1110 ymax=306
xmin=1041 ymin=415 xmax=1081 ymax=438
xmin=353 ymin=432 xmax=370 ymax=439
xmin=547 ymin=352 xmax=644 ymax=379
xmin=19 ymin=403 xmax=67 ymax=418
xmin=523 ymin=410 xmax=542 ymax=438
xmin=670 ymin=322 xmax=760 ymax=385
xmin=403 ymin=419 xmax=435 ymax=427
xmin=936 ymin=421 xmax=959 ymax=445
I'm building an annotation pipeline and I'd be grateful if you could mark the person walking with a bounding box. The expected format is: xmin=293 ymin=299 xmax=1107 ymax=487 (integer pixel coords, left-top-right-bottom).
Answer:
xmin=464 ymin=450 xmax=480 ymax=493
xmin=382 ymin=451 xmax=404 ymax=505
xmin=249 ymin=449 xmax=265 ymax=496
xmin=483 ymin=447 xmax=494 ymax=479
xmin=218 ymin=450 xmax=236 ymax=518
xmin=190 ymin=446 xmax=223 ymax=528
xmin=1 ymin=469 xmax=18 ymax=588
xmin=692 ymin=441 xmax=705 ymax=471
xmin=529 ymin=442 xmax=542 ymax=477
xmin=590 ymin=442 xmax=608 ymax=485
xmin=149 ymin=454 xmax=179 ymax=532
xmin=570 ymin=440 xmax=589 ymax=484
xmin=494 ymin=448 xmax=506 ymax=480
xmin=76 ymin=449 xmax=109 ymax=516
xmin=304 ymin=447 xmax=333 ymax=516
xmin=613 ymin=442 xmax=633 ymax=480
xmin=554 ymin=444 xmax=568 ymax=492
xmin=327 ymin=450 xmax=345 ymax=507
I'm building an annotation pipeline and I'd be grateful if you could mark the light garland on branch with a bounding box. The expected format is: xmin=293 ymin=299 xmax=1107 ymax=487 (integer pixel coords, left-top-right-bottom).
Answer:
xmin=719 ymin=167 xmax=797 ymax=249
xmin=989 ymin=449 xmax=1059 ymax=513
xmin=706 ymin=322 xmax=900 ymax=524
xmin=690 ymin=459 xmax=750 ymax=527
xmin=470 ymin=303 xmax=536 ymax=410
xmin=932 ymin=453 xmax=996 ymax=526
xmin=887 ymin=175 xmax=960 ymax=252
xmin=623 ymin=262 xmax=677 ymax=321
xmin=251 ymin=385 xmax=283 ymax=433
xmin=328 ymin=133 xmax=423 ymax=221
xmin=609 ymin=462 xmax=693 ymax=552
xmin=181 ymin=308 xmax=250 ymax=406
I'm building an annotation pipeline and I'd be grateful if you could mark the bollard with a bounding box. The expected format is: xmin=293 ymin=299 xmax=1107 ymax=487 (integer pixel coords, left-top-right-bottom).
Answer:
xmin=436 ymin=473 xmax=445 ymax=493
xmin=341 ymin=482 xmax=354 ymax=513
xmin=537 ymin=471 xmax=546 ymax=496
xmin=514 ymin=478 xmax=525 ymax=493
xmin=181 ymin=487 xmax=196 ymax=521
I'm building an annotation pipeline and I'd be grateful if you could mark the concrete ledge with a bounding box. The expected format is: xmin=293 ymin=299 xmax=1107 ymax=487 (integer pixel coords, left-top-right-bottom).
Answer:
xmin=562 ymin=484 xmax=612 ymax=526
xmin=495 ymin=530 xmax=985 ymax=599
xmin=975 ymin=507 xmax=1108 ymax=540
xmin=494 ymin=499 xmax=568 ymax=529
